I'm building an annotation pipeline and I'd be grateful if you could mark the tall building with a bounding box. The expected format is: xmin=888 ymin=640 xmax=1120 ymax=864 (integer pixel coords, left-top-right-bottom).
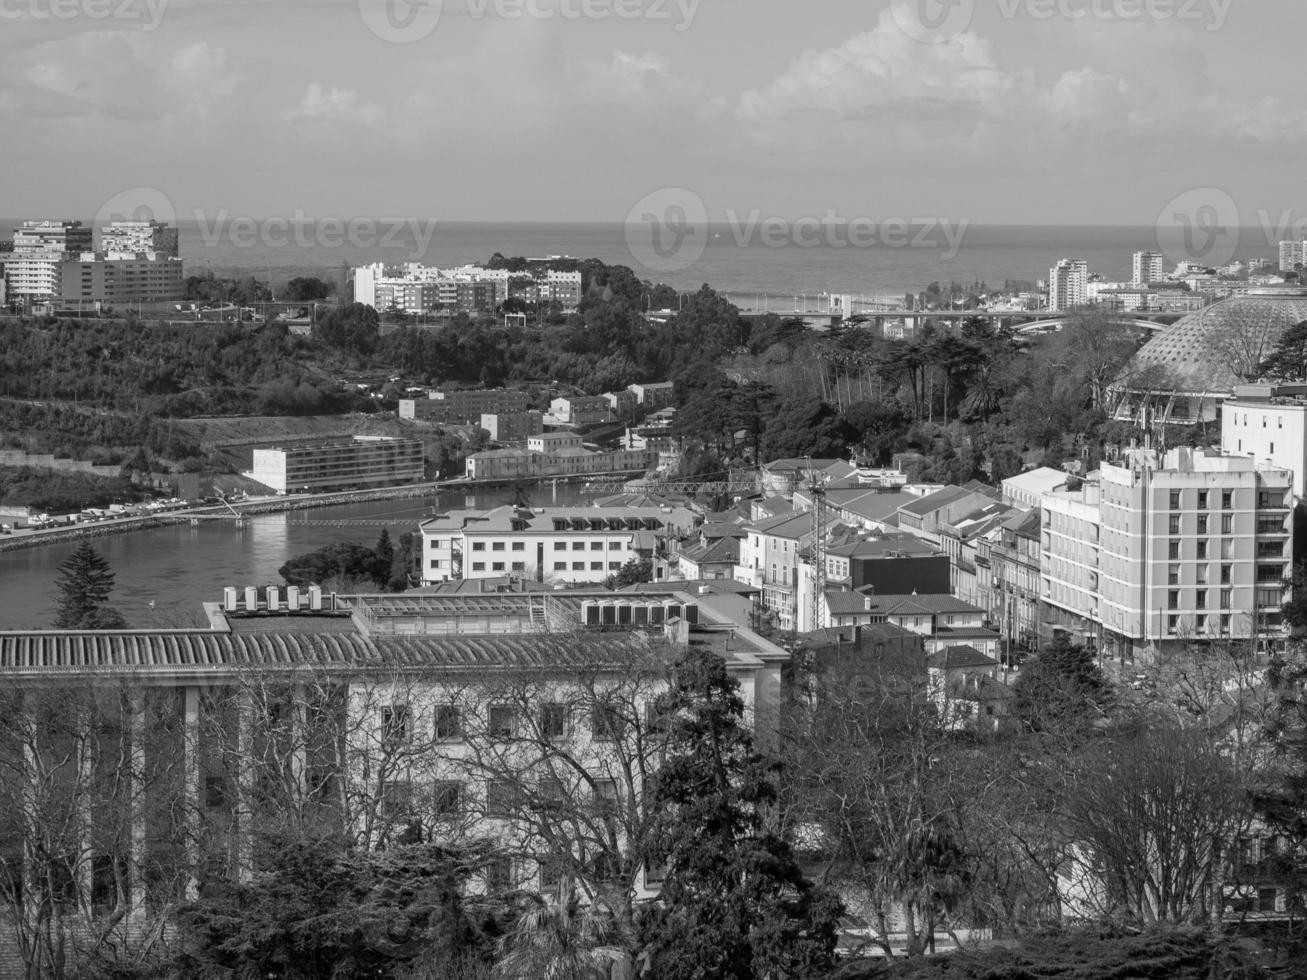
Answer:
xmin=1280 ymin=240 xmax=1306 ymax=273
xmin=10 ymin=219 xmax=92 ymax=255
xmin=5 ymin=220 xmax=93 ymax=304
xmin=1041 ymin=448 xmax=1293 ymax=661
xmin=1222 ymin=381 xmax=1307 ymax=499
xmin=246 ymin=436 xmax=425 ymax=493
xmin=99 ymin=220 xmax=179 ymax=257
xmin=1048 ymin=258 xmax=1089 ymax=310
xmin=1132 ymin=250 xmax=1164 ymax=285
xmin=58 ymin=253 xmax=184 ymax=306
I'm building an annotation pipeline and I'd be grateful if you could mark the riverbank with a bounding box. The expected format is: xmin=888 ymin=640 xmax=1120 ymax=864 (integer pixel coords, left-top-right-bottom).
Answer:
xmin=0 ymin=469 xmax=653 ymax=554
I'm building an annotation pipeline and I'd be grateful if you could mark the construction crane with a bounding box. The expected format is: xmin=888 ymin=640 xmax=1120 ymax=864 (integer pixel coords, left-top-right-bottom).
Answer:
xmin=805 ymin=459 xmax=830 ymax=633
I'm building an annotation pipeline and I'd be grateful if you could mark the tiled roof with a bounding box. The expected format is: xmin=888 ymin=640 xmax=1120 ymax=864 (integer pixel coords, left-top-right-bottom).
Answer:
xmin=747 ymin=511 xmax=812 ymax=539
xmin=898 ymin=486 xmax=975 ymax=518
xmin=823 ymin=590 xmax=874 ymax=615
xmin=873 ymin=594 xmax=986 ymax=616
xmin=927 ymin=645 xmax=999 ymax=670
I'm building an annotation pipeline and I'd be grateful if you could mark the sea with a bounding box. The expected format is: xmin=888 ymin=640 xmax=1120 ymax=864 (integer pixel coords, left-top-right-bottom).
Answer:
xmin=0 ymin=220 xmax=1286 ymax=300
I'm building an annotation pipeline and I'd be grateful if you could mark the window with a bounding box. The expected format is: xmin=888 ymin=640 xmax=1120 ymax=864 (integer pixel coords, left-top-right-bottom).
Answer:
xmin=591 ymin=562 xmax=604 ymax=571
xmin=572 ymin=542 xmax=585 ymax=551
xmin=492 ymin=542 xmax=505 ymax=552
xmin=1168 ymin=564 xmax=1180 ymax=586
xmin=483 ymin=856 xmax=513 ymax=894
xmin=1221 ymin=564 xmax=1232 ymax=584
xmin=432 ymin=780 xmax=462 ymax=818
xmin=1197 ymin=565 xmax=1209 ymax=585
xmin=511 ymin=562 xmax=525 ymax=572
xmin=512 ymin=542 xmax=525 ymax=551
xmin=1168 ymin=590 xmax=1179 ymax=610
xmin=540 ymin=702 xmax=568 ymax=739
xmin=1257 ymin=587 xmax=1282 ymax=607
xmin=1222 ymin=514 xmax=1234 ymax=535
xmin=1168 ymin=540 xmax=1180 ymax=560
xmin=1197 ymin=514 xmax=1208 ymax=534
xmin=472 ymin=542 xmax=486 ymax=552
xmin=1220 ymin=614 xmax=1231 ymax=632
xmin=1167 ymin=615 xmax=1179 ymax=633
xmin=381 ymin=779 xmax=414 ymax=821
xmin=591 ymin=542 xmax=603 ymax=551
xmin=382 ymin=704 xmax=410 ymax=752
xmin=434 ymin=704 xmax=461 ymax=741
xmin=554 ymin=542 xmax=567 ymax=551
xmin=1222 ymin=491 xmax=1232 ymax=509
xmin=492 ymin=562 xmax=505 ymax=572
xmin=594 ymin=778 xmax=619 ymax=812
xmin=609 ymin=541 xmax=622 ymax=550
xmin=572 ymin=562 xmax=584 ymax=571
xmin=1198 ymin=490 xmax=1208 ymax=508
xmin=486 ymin=781 xmax=522 ymax=818
xmin=1221 ymin=589 xmax=1232 ymax=610
xmin=609 ymin=562 xmax=622 ymax=571
xmin=1196 ymin=591 xmax=1207 ymax=610
xmin=430 ymin=558 xmax=439 ymax=569
xmin=1197 ymin=541 xmax=1208 ymax=560
xmin=1169 ymin=490 xmax=1181 ymax=510
xmin=592 ymin=701 xmax=625 ymax=741
xmin=472 ymin=562 xmax=486 ymax=572
xmin=1168 ymin=514 xmax=1181 ymax=535
xmin=488 ymin=704 xmax=516 ymax=739
xmin=1271 ymin=442 xmax=1276 ymax=454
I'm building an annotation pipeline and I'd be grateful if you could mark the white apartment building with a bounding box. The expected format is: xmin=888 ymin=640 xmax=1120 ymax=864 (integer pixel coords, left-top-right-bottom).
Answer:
xmin=1041 ymin=448 xmax=1293 ymax=661
xmin=1048 ymin=258 xmax=1089 ymax=311
xmin=1132 ymin=250 xmax=1165 ymax=285
xmin=421 ymin=505 xmax=700 ymax=585
xmin=99 ymin=220 xmax=179 ymax=257
xmin=733 ymin=512 xmax=813 ymax=631
xmin=1222 ymin=382 xmax=1307 ymax=499
xmin=1281 ymin=240 xmax=1307 ymax=272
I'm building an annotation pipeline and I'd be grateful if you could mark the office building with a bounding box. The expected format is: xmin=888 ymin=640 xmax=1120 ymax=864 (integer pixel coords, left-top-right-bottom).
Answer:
xmin=421 ymin=504 xmax=700 ymax=584
xmin=1041 ymin=448 xmax=1293 ymax=660
xmin=58 ymin=252 xmax=185 ymax=306
xmin=247 ymin=436 xmax=425 ymax=493
xmin=549 ymin=396 xmax=614 ymax=426
xmin=399 ymin=389 xmax=530 ymax=423
xmin=480 ymin=411 xmax=544 ymax=443
xmin=1048 ymin=258 xmax=1089 ymax=310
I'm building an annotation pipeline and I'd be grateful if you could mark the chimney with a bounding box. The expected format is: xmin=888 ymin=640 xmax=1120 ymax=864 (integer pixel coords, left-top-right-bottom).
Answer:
xmin=309 ymin=584 xmax=323 ymax=611
xmin=664 ymin=616 xmax=690 ymax=647
xmin=223 ymin=586 xmax=238 ymax=612
xmin=244 ymin=586 xmax=258 ymax=612
xmin=287 ymin=585 xmax=301 ymax=611
xmin=266 ymin=586 xmax=280 ymax=612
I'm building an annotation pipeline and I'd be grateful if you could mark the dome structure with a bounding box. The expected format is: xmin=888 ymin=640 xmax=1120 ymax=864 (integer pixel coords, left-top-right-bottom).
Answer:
xmin=1110 ymin=285 xmax=1307 ymax=425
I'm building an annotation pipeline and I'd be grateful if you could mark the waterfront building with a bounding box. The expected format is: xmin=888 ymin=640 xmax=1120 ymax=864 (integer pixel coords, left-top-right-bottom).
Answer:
xmin=1110 ymin=285 xmax=1307 ymax=426
xmin=1132 ymin=250 xmax=1165 ymax=285
xmin=99 ymin=220 xmax=179 ymax=257
xmin=463 ymin=442 xmax=652 ymax=481
xmin=1048 ymin=258 xmax=1089 ymax=310
xmin=1280 ymin=240 xmax=1306 ymax=273
xmin=9 ymin=219 xmax=92 ymax=254
xmin=1040 ymin=448 xmax=1293 ymax=661
xmin=4 ymin=220 xmax=93 ymax=304
xmin=0 ymin=586 xmax=784 ymax=945
xmin=480 ymin=411 xmax=544 ymax=443
xmin=247 ymin=436 xmax=425 ymax=493
xmin=420 ymin=504 xmax=700 ymax=584
xmin=353 ymin=263 xmax=580 ymax=314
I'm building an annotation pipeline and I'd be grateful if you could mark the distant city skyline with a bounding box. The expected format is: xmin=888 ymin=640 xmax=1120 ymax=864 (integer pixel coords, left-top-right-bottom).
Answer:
xmin=1 ymin=0 xmax=1303 ymax=225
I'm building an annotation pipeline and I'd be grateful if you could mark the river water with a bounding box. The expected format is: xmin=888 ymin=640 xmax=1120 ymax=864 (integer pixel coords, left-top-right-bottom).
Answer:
xmin=0 ymin=488 xmax=588 ymax=631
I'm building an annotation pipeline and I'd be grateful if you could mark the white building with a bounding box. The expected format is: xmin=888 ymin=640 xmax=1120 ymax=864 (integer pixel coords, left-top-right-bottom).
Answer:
xmin=1049 ymin=258 xmax=1089 ymax=311
xmin=247 ymin=436 xmax=425 ymax=493
xmin=1041 ymin=448 xmax=1293 ymax=660
xmin=1222 ymin=382 xmax=1307 ymax=500
xmin=421 ymin=504 xmax=700 ymax=585
xmin=1132 ymin=250 xmax=1164 ymax=285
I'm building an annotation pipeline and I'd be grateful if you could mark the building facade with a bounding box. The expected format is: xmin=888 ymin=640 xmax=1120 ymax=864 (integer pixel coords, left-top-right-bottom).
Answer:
xmin=1049 ymin=258 xmax=1089 ymax=310
xmin=480 ymin=411 xmax=544 ymax=443
xmin=99 ymin=220 xmax=179 ymax=257
xmin=1132 ymin=250 xmax=1165 ymax=285
xmin=248 ymin=436 xmax=425 ymax=493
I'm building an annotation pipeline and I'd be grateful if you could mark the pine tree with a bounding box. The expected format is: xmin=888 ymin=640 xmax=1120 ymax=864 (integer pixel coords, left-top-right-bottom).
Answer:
xmin=637 ymin=649 xmax=841 ymax=980
xmin=53 ymin=542 xmax=127 ymax=630
xmin=373 ymin=529 xmax=395 ymax=588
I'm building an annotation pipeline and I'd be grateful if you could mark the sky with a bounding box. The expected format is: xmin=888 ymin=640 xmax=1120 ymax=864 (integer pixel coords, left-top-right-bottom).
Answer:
xmin=0 ymin=0 xmax=1301 ymax=226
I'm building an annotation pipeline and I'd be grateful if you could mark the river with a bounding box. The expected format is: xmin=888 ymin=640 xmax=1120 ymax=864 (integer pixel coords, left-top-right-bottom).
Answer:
xmin=0 ymin=487 xmax=590 ymax=631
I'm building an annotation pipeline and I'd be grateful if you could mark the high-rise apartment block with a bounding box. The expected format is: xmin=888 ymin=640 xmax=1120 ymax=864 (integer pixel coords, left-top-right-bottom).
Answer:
xmin=99 ymin=220 xmax=179 ymax=257
xmin=1041 ymin=448 xmax=1292 ymax=660
xmin=1131 ymin=250 xmax=1164 ymax=285
xmin=1048 ymin=258 xmax=1089 ymax=310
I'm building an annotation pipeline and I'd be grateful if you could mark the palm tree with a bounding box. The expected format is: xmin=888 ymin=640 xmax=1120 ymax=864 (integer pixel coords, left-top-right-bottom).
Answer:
xmin=494 ymin=891 xmax=629 ymax=980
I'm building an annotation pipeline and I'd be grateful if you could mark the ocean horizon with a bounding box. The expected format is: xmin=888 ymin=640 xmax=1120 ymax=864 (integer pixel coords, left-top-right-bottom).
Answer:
xmin=1 ymin=220 xmax=1285 ymax=299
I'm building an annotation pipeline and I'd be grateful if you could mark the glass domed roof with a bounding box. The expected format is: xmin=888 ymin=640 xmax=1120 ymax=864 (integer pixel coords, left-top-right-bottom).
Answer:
xmin=1113 ymin=285 xmax=1307 ymax=396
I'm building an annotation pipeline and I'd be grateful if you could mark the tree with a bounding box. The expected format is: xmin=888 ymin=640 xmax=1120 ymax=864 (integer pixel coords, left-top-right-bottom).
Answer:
xmin=283 ymin=276 xmax=335 ymax=302
xmin=494 ymin=892 xmax=627 ymax=980
xmin=374 ymin=529 xmax=396 ymax=587
xmin=316 ymin=302 xmax=380 ymax=355
xmin=1012 ymin=634 xmax=1113 ymax=735
xmin=638 ymin=649 xmax=841 ymax=980
xmin=52 ymin=542 xmax=127 ymax=630
xmin=606 ymin=558 xmax=651 ymax=590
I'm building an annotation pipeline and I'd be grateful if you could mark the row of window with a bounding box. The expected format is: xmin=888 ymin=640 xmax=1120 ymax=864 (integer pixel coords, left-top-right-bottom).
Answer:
xmin=381 ymin=700 xmax=668 ymax=746
xmin=469 ymin=541 xmax=626 ymax=552
xmin=1165 ymin=587 xmax=1282 ymax=611
xmin=466 ymin=561 xmax=626 ymax=573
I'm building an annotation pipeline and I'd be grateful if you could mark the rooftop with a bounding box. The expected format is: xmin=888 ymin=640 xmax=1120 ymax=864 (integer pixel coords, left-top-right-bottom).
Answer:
xmin=421 ymin=504 xmax=699 ymax=535
xmin=927 ymin=645 xmax=999 ymax=670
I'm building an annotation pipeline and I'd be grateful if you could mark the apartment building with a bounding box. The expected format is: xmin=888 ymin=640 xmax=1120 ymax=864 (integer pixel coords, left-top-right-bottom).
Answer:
xmin=247 ymin=436 xmax=425 ymax=493
xmin=1048 ymin=257 xmax=1089 ymax=310
xmin=480 ymin=411 xmax=544 ymax=443
xmin=1222 ymin=382 xmax=1307 ymax=499
xmin=1041 ymin=448 xmax=1293 ymax=660
xmin=58 ymin=252 xmax=185 ymax=306
xmin=1132 ymin=250 xmax=1165 ymax=285
xmin=4 ymin=220 xmax=93 ymax=303
xmin=399 ymin=388 xmax=530 ymax=423
xmin=549 ymin=396 xmax=614 ymax=426
xmin=99 ymin=220 xmax=179 ymax=257
xmin=420 ymin=504 xmax=699 ymax=584
xmin=628 ymin=382 xmax=675 ymax=409
xmin=463 ymin=443 xmax=652 ymax=481
xmin=734 ymin=512 xmax=814 ymax=630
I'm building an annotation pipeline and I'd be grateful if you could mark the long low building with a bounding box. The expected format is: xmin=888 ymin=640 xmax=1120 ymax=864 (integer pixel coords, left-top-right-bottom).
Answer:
xmin=0 ymin=586 xmax=785 ymax=946
xmin=247 ymin=436 xmax=425 ymax=493
xmin=422 ymin=504 xmax=701 ymax=584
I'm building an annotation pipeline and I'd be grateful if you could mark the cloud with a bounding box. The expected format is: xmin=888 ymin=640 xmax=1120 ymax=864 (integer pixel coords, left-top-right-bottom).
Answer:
xmin=284 ymin=83 xmax=385 ymax=127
